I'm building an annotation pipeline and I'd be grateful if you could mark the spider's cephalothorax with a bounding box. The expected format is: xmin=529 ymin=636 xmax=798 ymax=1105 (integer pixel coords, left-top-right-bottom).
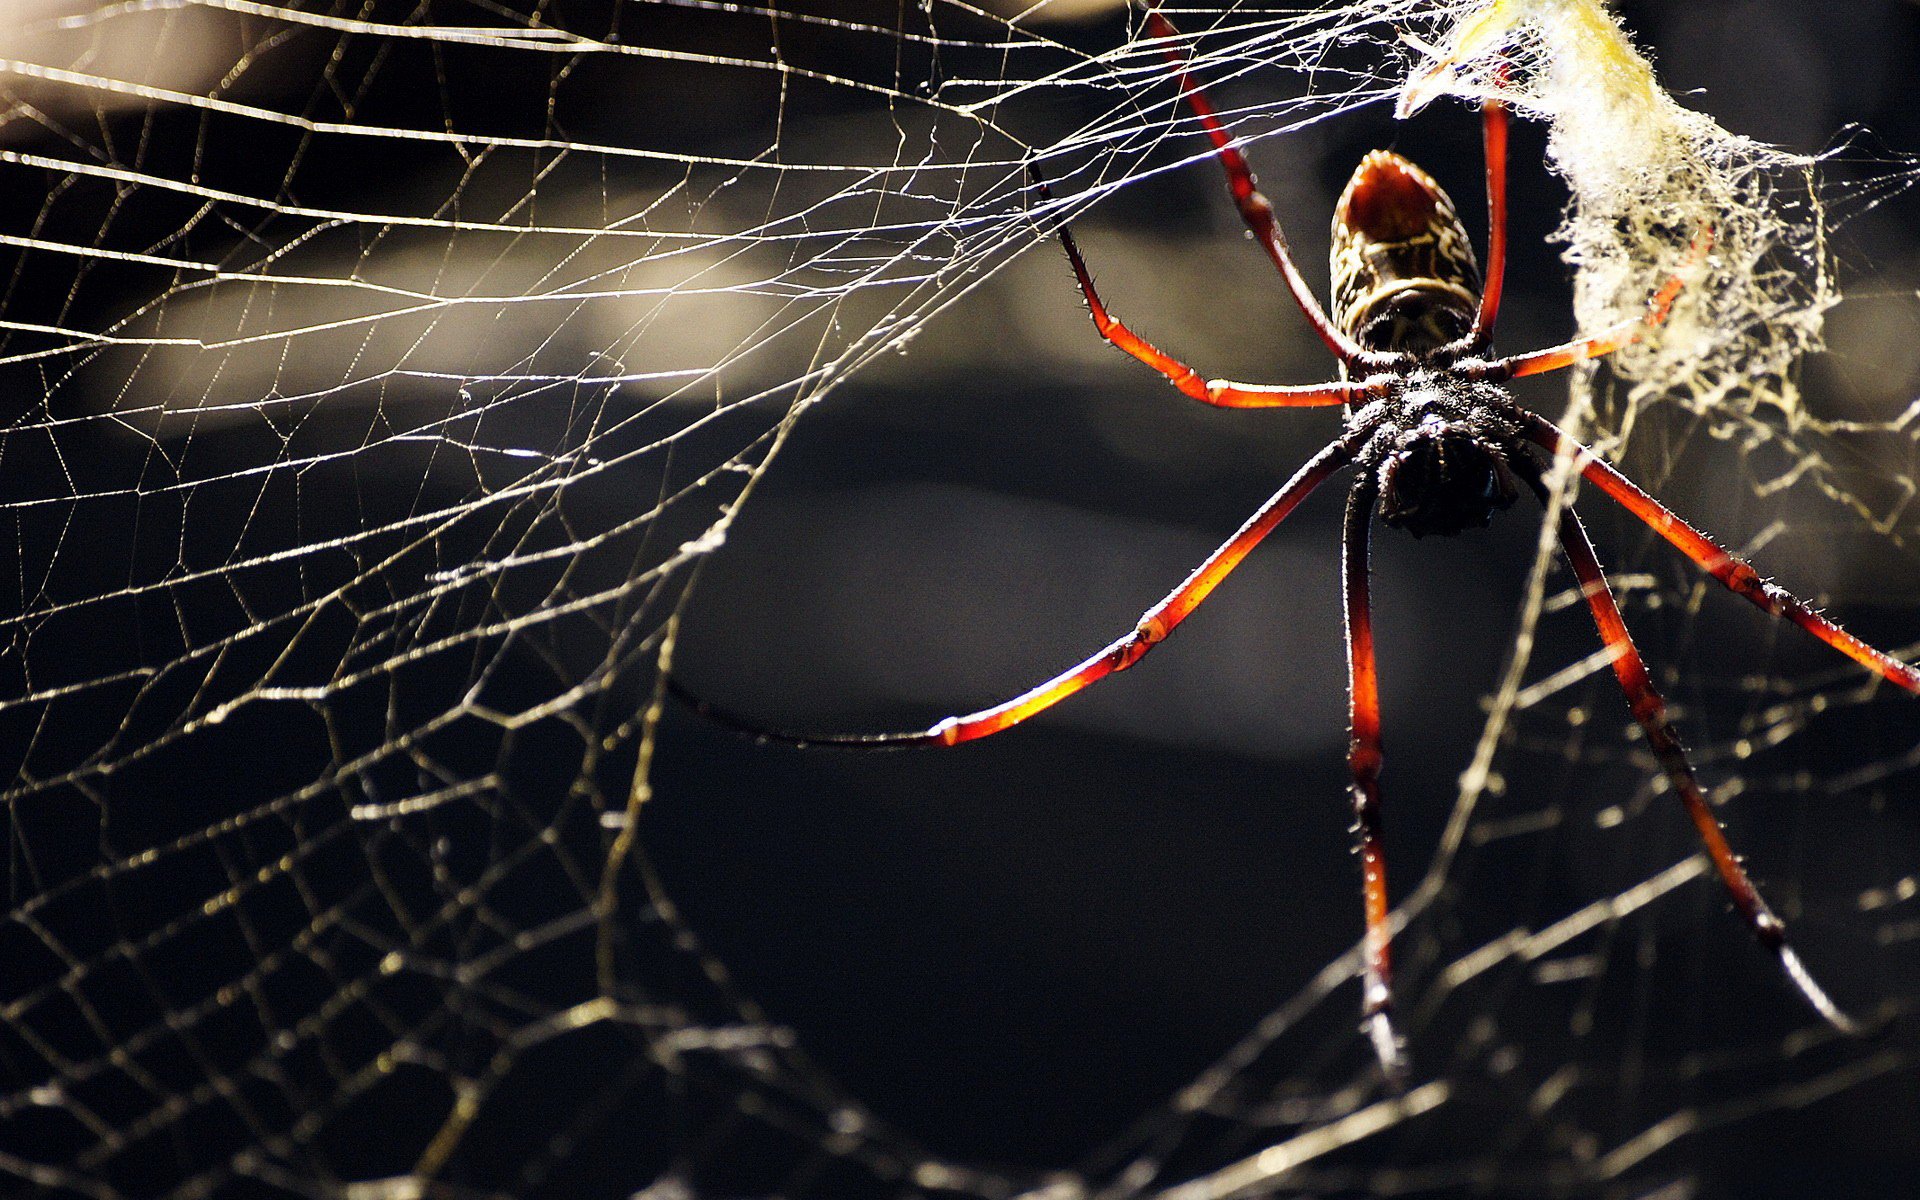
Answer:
xmin=1331 ymin=151 xmax=1482 ymax=356
xmin=1364 ymin=376 xmax=1520 ymax=538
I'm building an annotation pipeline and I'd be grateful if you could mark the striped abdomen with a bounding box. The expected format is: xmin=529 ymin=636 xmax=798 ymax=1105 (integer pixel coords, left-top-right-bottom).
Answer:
xmin=1330 ymin=151 xmax=1481 ymax=355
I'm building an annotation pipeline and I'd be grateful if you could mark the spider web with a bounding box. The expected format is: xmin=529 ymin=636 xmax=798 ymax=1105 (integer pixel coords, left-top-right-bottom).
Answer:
xmin=2 ymin=1 xmax=1918 ymax=1197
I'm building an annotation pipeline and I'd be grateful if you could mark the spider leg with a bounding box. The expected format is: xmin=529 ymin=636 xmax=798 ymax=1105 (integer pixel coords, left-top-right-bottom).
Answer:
xmin=1516 ymin=457 xmax=1861 ymax=1036
xmin=1027 ymin=166 xmax=1369 ymax=409
xmin=1479 ymin=226 xmax=1710 ymax=380
xmin=1468 ymin=90 xmax=1509 ymax=346
xmin=1141 ymin=7 xmax=1370 ymax=365
xmin=1518 ymin=410 xmax=1920 ymax=693
xmin=1343 ymin=471 xmax=1410 ymax=1086
xmin=671 ymin=425 xmax=1371 ymax=748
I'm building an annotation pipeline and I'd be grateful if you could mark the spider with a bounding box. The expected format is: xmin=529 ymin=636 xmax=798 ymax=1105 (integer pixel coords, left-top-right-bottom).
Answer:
xmin=672 ymin=11 xmax=1920 ymax=1083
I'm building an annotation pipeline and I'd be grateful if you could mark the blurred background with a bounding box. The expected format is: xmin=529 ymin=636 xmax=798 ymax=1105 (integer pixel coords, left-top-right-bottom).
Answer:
xmin=1 ymin=2 xmax=1918 ymax=1197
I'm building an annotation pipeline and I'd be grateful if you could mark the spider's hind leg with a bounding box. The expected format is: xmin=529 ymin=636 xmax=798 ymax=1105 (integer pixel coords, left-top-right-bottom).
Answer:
xmin=1518 ymin=410 xmax=1920 ymax=693
xmin=1343 ymin=472 xmax=1411 ymax=1086
xmin=1515 ymin=456 xmax=1863 ymax=1037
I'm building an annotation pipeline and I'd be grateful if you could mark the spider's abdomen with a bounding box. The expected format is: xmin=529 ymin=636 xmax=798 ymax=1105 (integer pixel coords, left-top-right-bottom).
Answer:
xmin=1331 ymin=151 xmax=1481 ymax=355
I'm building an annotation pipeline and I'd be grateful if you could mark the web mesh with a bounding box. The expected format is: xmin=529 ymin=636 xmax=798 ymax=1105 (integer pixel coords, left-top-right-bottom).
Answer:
xmin=2 ymin=2 xmax=1919 ymax=1197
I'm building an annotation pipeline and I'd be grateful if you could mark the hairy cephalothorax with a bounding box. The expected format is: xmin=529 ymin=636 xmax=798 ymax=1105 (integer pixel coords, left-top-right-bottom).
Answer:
xmin=1345 ymin=377 xmax=1522 ymax=538
xmin=671 ymin=6 xmax=1919 ymax=1088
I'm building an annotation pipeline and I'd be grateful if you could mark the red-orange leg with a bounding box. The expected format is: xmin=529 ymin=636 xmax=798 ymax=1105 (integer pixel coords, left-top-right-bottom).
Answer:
xmin=1517 ymin=460 xmax=1860 ymax=1035
xmin=1029 ymin=165 xmax=1368 ymax=409
xmin=671 ymin=428 xmax=1370 ymax=749
xmin=1142 ymin=8 xmax=1369 ymax=365
xmin=1485 ymin=227 xmax=1710 ymax=380
xmin=1469 ymin=92 xmax=1509 ymax=345
xmin=1343 ymin=473 xmax=1408 ymax=1085
xmin=1519 ymin=412 xmax=1920 ymax=693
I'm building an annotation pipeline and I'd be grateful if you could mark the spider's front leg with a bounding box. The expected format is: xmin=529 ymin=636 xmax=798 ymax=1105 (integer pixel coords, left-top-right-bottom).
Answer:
xmin=672 ymin=428 xmax=1371 ymax=747
xmin=1468 ymin=86 xmax=1509 ymax=346
xmin=1343 ymin=471 xmax=1410 ymax=1085
xmin=1140 ymin=6 xmax=1367 ymax=364
xmin=1514 ymin=456 xmax=1862 ymax=1036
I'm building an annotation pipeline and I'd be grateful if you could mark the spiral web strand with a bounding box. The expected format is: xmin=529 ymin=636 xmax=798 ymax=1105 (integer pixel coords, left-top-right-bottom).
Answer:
xmin=0 ymin=2 xmax=1917 ymax=1197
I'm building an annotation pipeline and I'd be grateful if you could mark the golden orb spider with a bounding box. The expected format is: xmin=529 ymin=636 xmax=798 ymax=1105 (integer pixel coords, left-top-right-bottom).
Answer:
xmin=672 ymin=10 xmax=1919 ymax=1084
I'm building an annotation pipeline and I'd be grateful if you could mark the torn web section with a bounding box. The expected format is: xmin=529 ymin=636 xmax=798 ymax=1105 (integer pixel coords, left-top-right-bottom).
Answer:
xmin=1396 ymin=0 xmax=1836 ymax=419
